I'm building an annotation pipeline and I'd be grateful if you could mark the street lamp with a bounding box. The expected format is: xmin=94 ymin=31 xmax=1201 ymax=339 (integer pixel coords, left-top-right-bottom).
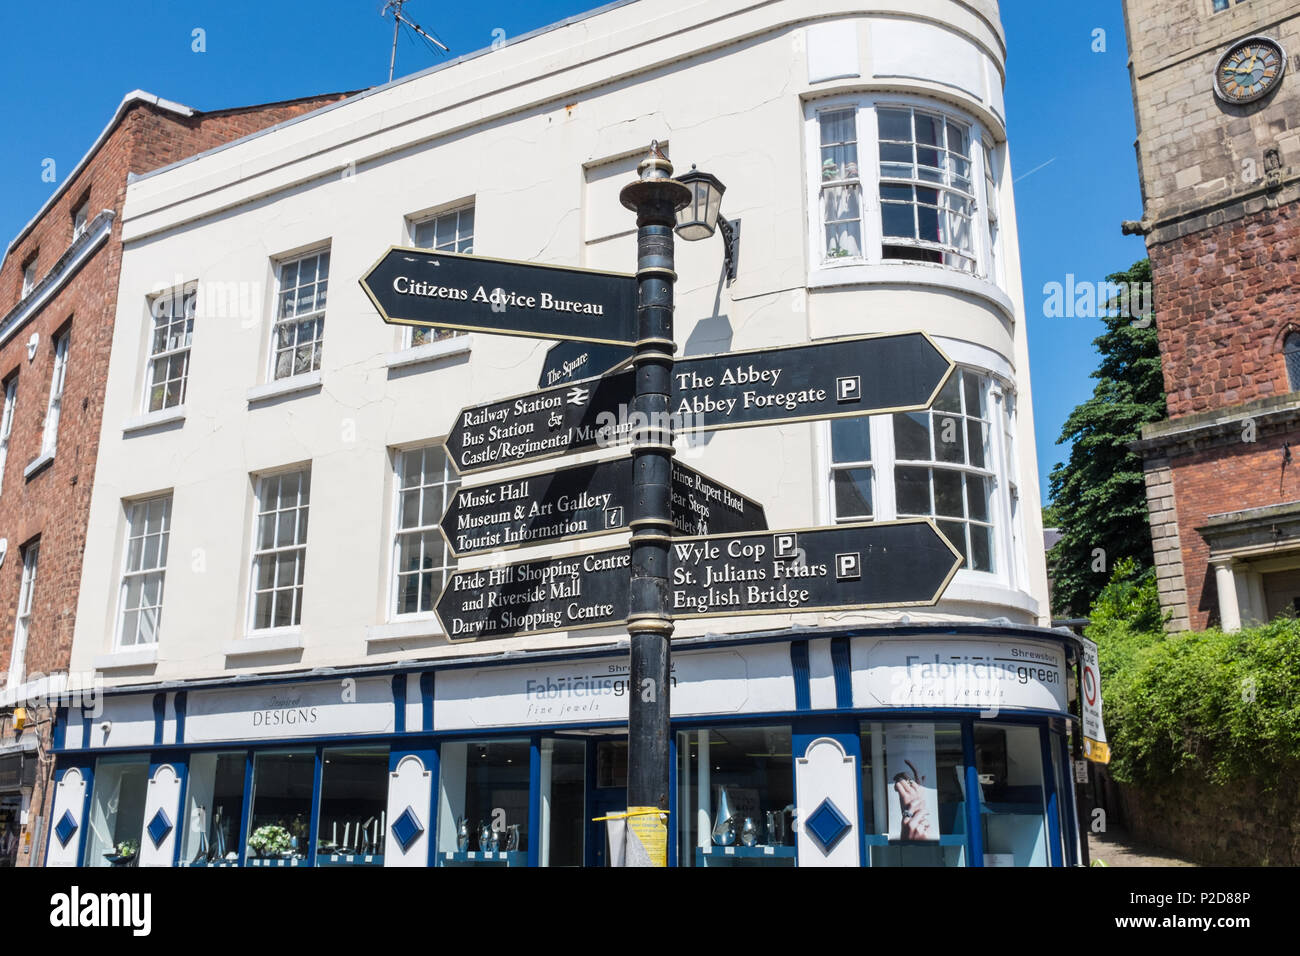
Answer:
xmin=675 ymin=164 xmax=739 ymax=282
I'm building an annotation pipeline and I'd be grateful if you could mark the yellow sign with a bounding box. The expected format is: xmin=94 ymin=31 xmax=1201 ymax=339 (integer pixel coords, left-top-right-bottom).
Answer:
xmin=626 ymin=806 xmax=667 ymax=868
xmin=1083 ymin=737 xmax=1110 ymax=764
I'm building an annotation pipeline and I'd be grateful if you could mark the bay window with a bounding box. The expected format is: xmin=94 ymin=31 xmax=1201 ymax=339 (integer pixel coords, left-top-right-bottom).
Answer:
xmin=894 ymin=368 xmax=996 ymax=573
xmin=829 ymin=367 xmax=1013 ymax=580
xmin=810 ymin=98 xmax=1000 ymax=282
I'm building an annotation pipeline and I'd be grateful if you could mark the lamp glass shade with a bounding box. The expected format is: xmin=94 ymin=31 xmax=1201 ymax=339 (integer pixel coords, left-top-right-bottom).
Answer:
xmin=675 ymin=168 xmax=725 ymax=241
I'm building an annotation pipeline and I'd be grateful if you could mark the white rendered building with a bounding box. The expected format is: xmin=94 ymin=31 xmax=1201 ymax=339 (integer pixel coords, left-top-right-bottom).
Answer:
xmin=48 ymin=0 xmax=1079 ymax=869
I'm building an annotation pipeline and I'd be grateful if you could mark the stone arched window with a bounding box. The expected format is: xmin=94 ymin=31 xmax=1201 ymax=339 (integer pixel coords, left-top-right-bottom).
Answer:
xmin=1286 ymin=332 xmax=1300 ymax=392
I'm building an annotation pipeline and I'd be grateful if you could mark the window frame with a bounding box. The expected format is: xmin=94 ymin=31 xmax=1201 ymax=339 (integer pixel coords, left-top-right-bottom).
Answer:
xmin=405 ymin=205 xmax=474 ymax=348
xmin=822 ymin=365 xmax=1021 ymax=590
xmin=7 ymin=540 xmax=39 ymax=689
xmin=21 ymin=259 xmax=37 ymax=299
xmin=389 ymin=444 xmax=459 ymax=620
xmin=247 ymin=466 xmax=312 ymax=636
xmin=72 ymin=199 xmax=90 ymax=240
xmin=805 ymin=95 xmax=999 ymax=283
xmin=269 ymin=247 xmax=330 ymax=382
xmin=144 ymin=283 xmax=196 ymax=413
xmin=41 ymin=328 xmax=70 ymax=457
xmin=0 ymin=374 xmax=17 ymax=497
xmin=115 ymin=494 xmax=173 ymax=650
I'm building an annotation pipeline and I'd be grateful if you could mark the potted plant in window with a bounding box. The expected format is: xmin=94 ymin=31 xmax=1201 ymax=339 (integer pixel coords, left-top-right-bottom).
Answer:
xmin=247 ymin=824 xmax=293 ymax=860
xmin=105 ymin=839 xmax=138 ymax=866
xmin=822 ymin=159 xmax=839 ymax=181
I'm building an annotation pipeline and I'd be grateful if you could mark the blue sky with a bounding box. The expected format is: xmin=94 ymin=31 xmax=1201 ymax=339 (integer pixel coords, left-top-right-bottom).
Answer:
xmin=0 ymin=0 xmax=1148 ymax=504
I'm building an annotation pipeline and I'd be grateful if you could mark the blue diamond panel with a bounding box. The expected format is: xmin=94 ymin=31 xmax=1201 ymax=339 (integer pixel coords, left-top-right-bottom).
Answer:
xmin=805 ymin=798 xmax=852 ymax=853
xmin=54 ymin=810 xmax=79 ymax=847
xmin=147 ymin=808 xmax=174 ymax=849
xmin=391 ymin=806 xmax=424 ymax=853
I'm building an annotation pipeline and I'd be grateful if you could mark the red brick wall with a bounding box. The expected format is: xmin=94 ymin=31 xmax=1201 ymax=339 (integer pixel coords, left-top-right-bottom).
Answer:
xmin=1167 ymin=429 xmax=1300 ymax=630
xmin=0 ymin=90 xmax=350 ymax=866
xmin=1150 ymin=202 xmax=1300 ymax=419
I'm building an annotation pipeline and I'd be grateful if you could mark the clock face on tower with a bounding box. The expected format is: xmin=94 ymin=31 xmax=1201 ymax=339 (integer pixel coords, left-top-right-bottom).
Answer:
xmin=1214 ymin=36 xmax=1288 ymax=104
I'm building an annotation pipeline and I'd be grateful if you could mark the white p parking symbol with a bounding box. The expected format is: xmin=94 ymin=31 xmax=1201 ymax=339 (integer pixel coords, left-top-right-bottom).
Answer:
xmin=774 ymin=533 xmax=799 ymax=558
xmin=836 ymin=376 xmax=861 ymax=403
xmin=836 ymin=552 xmax=861 ymax=580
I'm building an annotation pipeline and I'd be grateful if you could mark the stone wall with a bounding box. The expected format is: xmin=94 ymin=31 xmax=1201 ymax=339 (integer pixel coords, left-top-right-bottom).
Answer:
xmin=1115 ymin=768 xmax=1300 ymax=866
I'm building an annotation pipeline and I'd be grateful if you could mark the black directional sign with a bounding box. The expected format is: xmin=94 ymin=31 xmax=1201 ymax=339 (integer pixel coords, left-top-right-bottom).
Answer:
xmin=360 ymin=247 xmax=637 ymax=345
xmin=440 ymin=458 xmax=767 ymax=557
xmin=668 ymin=520 xmax=962 ymax=620
xmin=539 ymin=340 xmax=633 ymax=389
xmin=445 ymin=369 xmax=635 ymax=473
xmin=435 ymin=519 xmax=961 ymax=641
xmin=671 ymin=332 xmax=952 ymax=432
xmin=447 ymin=333 xmax=952 ymax=474
xmin=437 ymin=548 xmax=630 ymax=641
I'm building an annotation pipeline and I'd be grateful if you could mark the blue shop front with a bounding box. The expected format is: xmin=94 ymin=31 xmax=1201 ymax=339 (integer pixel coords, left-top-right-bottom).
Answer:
xmin=44 ymin=624 xmax=1083 ymax=868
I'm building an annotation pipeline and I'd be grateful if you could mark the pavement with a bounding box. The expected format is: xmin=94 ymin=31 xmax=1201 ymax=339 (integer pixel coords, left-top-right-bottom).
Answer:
xmin=1087 ymin=827 xmax=1199 ymax=867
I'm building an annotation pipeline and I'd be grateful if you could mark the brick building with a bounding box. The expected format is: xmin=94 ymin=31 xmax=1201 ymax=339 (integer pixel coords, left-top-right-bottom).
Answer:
xmin=1123 ymin=0 xmax=1300 ymax=631
xmin=0 ymin=89 xmax=351 ymax=867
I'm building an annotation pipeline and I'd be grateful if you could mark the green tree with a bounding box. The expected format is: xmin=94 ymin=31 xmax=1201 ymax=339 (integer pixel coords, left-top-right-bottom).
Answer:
xmin=1047 ymin=259 xmax=1167 ymax=617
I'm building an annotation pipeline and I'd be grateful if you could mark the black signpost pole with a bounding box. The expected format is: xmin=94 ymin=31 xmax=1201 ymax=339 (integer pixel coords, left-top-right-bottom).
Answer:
xmin=618 ymin=144 xmax=691 ymax=866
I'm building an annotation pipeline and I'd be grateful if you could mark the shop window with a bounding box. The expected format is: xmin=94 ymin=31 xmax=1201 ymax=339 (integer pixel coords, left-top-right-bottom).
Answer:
xmin=246 ymin=750 xmax=315 ymax=863
xmin=540 ymin=739 xmax=585 ymax=868
xmin=271 ymin=248 xmax=329 ymax=380
xmin=392 ymin=444 xmax=458 ymax=618
xmin=437 ymin=738 xmax=530 ymax=865
xmin=860 ymin=721 xmax=967 ymax=866
xmin=974 ymin=724 xmax=1052 ymax=866
xmin=181 ymin=751 xmax=246 ymax=865
xmin=407 ymin=205 xmax=473 ymax=345
xmin=84 ymin=757 xmax=149 ymax=866
xmin=894 ymin=367 xmax=995 ymax=571
xmin=830 ymin=416 xmax=874 ymax=521
xmin=317 ymin=747 xmax=390 ymax=864
xmin=676 ymin=726 xmax=795 ymax=867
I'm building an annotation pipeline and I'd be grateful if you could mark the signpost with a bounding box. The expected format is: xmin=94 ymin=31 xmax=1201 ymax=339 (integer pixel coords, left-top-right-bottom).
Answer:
xmin=360 ymin=247 xmax=638 ymax=345
xmin=539 ymin=340 xmax=633 ymax=388
xmin=440 ymin=458 xmax=766 ymax=557
xmin=671 ymin=332 xmax=952 ymax=432
xmin=365 ymin=146 xmax=962 ymax=868
xmin=445 ymin=332 xmax=953 ymax=474
xmin=435 ymin=520 xmax=962 ymax=641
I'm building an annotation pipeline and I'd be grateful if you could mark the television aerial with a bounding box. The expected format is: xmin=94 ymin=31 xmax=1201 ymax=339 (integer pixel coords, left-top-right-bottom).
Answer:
xmin=381 ymin=1 xmax=449 ymax=82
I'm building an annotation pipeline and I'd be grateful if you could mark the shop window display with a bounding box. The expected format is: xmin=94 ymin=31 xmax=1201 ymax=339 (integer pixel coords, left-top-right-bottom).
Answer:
xmin=860 ymin=722 xmax=967 ymax=866
xmin=676 ymin=726 xmax=795 ymax=867
xmin=540 ymin=739 xmax=585 ymax=867
xmin=246 ymin=750 xmax=315 ymax=863
xmin=317 ymin=748 xmax=390 ymax=863
xmin=974 ymin=723 xmax=1051 ymax=866
xmin=437 ymin=738 xmax=530 ymax=865
xmin=84 ymin=757 xmax=149 ymax=866
xmin=181 ymin=751 xmax=246 ymax=865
